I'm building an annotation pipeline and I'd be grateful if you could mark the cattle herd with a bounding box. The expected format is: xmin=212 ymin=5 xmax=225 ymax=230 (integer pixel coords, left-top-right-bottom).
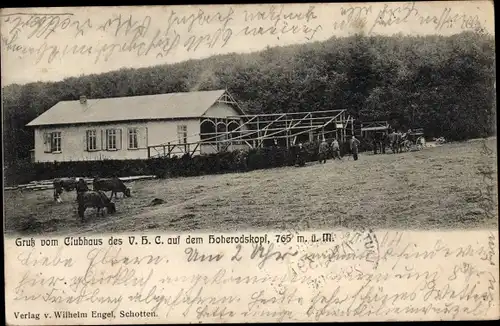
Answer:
xmin=53 ymin=177 xmax=131 ymax=221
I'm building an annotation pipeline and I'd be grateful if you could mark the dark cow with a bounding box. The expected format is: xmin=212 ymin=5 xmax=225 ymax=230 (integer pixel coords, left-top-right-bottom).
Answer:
xmin=77 ymin=190 xmax=116 ymax=220
xmin=53 ymin=177 xmax=77 ymax=202
xmin=93 ymin=177 xmax=131 ymax=199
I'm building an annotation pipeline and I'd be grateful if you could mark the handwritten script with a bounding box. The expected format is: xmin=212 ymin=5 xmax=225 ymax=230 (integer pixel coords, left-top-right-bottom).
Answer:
xmin=1 ymin=3 xmax=491 ymax=66
xmin=0 ymin=5 xmax=323 ymax=65
xmin=5 ymin=230 xmax=499 ymax=323
xmin=332 ymin=3 xmax=488 ymax=34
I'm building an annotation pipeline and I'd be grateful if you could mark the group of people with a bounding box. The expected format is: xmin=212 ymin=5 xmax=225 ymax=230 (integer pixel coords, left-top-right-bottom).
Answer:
xmin=369 ymin=129 xmax=413 ymax=155
xmin=388 ymin=129 xmax=411 ymax=154
xmin=293 ymin=127 xmax=416 ymax=167
xmin=295 ymin=135 xmax=361 ymax=167
xmin=318 ymin=137 xmax=344 ymax=163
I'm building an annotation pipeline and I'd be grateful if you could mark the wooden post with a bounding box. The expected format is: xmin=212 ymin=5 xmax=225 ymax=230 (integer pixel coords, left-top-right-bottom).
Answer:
xmin=163 ymin=145 xmax=166 ymax=157
xmin=215 ymin=118 xmax=218 ymax=152
xmin=342 ymin=113 xmax=346 ymax=143
xmin=148 ymin=146 xmax=151 ymax=158
xmin=257 ymin=116 xmax=261 ymax=147
xmin=309 ymin=114 xmax=313 ymax=142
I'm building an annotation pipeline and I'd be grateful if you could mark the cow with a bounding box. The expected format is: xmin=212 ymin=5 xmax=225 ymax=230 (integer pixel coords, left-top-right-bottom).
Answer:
xmin=93 ymin=177 xmax=131 ymax=199
xmin=77 ymin=190 xmax=116 ymax=220
xmin=53 ymin=177 xmax=77 ymax=202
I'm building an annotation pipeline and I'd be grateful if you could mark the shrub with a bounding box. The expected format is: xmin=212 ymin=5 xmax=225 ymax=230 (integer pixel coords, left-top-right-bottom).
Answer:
xmin=7 ymin=143 xmax=342 ymax=186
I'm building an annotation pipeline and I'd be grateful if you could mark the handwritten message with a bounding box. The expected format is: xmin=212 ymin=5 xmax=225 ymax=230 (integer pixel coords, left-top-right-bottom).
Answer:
xmin=5 ymin=230 xmax=499 ymax=324
xmin=331 ymin=2 xmax=489 ymax=35
xmin=0 ymin=5 xmax=323 ymax=65
xmin=0 ymin=3 xmax=492 ymax=68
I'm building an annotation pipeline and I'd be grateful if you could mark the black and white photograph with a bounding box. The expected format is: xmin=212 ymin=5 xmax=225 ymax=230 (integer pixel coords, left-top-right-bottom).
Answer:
xmin=3 ymin=2 xmax=496 ymax=237
xmin=2 ymin=2 xmax=498 ymax=324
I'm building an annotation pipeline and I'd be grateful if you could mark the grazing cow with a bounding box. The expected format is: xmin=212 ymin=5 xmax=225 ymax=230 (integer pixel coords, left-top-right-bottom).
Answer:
xmin=93 ymin=177 xmax=131 ymax=199
xmin=53 ymin=177 xmax=77 ymax=202
xmin=77 ymin=190 xmax=116 ymax=220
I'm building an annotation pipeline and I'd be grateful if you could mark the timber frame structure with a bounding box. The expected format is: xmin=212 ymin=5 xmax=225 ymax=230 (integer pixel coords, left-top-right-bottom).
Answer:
xmin=360 ymin=121 xmax=390 ymax=138
xmin=148 ymin=109 xmax=355 ymax=158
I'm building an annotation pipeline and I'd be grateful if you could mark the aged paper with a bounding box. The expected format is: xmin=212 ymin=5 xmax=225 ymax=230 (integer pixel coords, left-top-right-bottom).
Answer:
xmin=2 ymin=1 xmax=498 ymax=325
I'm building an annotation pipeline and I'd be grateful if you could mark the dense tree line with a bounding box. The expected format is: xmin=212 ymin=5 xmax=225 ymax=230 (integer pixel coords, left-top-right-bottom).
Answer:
xmin=2 ymin=31 xmax=495 ymax=169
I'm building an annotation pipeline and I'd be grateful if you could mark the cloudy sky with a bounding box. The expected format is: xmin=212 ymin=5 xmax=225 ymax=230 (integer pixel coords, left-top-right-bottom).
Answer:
xmin=1 ymin=1 xmax=494 ymax=86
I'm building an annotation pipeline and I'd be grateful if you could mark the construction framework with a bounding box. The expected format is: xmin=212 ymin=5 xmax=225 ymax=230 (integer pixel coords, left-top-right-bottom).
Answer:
xmin=360 ymin=121 xmax=390 ymax=138
xmin=148 ymin=110 xmax=355 ymax=158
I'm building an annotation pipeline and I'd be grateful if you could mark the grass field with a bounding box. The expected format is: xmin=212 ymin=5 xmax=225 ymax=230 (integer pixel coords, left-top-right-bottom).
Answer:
xmin=4 ymin=139 xmax=498 ymax=236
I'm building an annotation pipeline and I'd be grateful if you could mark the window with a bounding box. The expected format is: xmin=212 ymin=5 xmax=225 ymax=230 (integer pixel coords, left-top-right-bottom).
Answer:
xmin=106 ymin=129 xmax=117 ymax=150
xmin=44 ymin=131 xmax=61 ymax=153
xmin=52 ymin=132 xmax=61 ymax=152
xmin=128 ymin=128 xmax=138 ymax=149
xmin=177 ymin=125 xmax=187 ymax=144
xmin=86 ymin=130 xmax=97 ymax=151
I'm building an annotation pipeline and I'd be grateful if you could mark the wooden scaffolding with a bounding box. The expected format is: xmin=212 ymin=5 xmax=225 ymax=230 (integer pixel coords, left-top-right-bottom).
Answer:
xmin=147 ymin=109 xmax=355 ymax=158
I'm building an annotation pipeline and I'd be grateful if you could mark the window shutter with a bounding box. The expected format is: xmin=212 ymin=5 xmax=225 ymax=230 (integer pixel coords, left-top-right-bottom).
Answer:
xmin=49 ymin=133 xmax=54 ymax=152
xmin=130 ymin=128 xmax=134 ymax=149
xmin=141 ymin=127 xmax=148 ymax=149
xmin=117 ymin=129 xmax=122 ymax=150
xmin=101 ymin=130 xmax=104 ymax=150
xmin=84 ymin=131 xmax=88 ymax=152
xmin=43 ymin=132 xmax=50 ymax=153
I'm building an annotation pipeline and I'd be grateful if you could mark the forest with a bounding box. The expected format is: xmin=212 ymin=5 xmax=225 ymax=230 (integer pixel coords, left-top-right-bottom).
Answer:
xmin=2 ymin=31 xmax=496 ymax=169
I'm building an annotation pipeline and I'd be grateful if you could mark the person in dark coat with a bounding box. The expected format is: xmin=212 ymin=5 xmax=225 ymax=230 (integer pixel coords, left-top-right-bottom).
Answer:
xmin=318 ymin=139 xmax=329 ymax=164
xmin=76 ymin=178 xmax=89 ymax=202
xmin=331 ymin=137 xmax=341 ymax=160
xmin=295 ymin=143 xmax=306 ymax=167
xmin=372 ymin=134 xmax=379 ymax=155
xmin=349 ymin=136 xmax=361 ymax=161
xmin=389 ymin=130 xmax=398 ymax=154
xmin=380 ymin=132 xmax=387 ymax=154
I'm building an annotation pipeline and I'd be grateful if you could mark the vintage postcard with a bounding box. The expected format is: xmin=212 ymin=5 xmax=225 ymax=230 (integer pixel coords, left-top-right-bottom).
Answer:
xmin=2 ymin=1 xmax=498 ymax=324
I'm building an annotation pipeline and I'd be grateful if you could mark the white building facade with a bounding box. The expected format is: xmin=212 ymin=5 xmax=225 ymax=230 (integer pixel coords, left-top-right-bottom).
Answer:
xmin=27 ymin=90 xmax=246 ymax=163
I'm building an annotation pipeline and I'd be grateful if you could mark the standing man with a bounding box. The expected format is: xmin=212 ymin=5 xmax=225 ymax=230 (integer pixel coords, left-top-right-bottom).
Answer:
xmin=318 ymin=138 xmax=329 ymax=164
xmin=350 ymin=135 xmax=361 ymax=161
xmin=295 ymin=143 xmax=306 ymax=167
xmin=76 ymin=178 xmax=89 ymax=202
xmin=331 ymin=137 xmax=341 ymax=160
xmin=373 ymin=134 xmax=379 ymax=155
xmin=389 ymin=130 xmax=397 ymax=154
xmin=380 ymin=132 xmax=387 ymax=154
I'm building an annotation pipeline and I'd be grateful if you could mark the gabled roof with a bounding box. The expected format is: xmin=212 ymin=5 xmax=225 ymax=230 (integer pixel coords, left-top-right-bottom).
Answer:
xmin=27 ymin=89 xmax=244 ymax=127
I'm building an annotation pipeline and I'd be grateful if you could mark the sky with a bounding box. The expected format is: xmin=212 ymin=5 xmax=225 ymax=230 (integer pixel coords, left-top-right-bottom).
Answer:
xmin=0 ymin=1 xmax=495 ymax=86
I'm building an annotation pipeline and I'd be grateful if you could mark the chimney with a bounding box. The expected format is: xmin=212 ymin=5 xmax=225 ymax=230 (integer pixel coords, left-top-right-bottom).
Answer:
xmin=80 ymin=95 xmax=87 ymax=104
